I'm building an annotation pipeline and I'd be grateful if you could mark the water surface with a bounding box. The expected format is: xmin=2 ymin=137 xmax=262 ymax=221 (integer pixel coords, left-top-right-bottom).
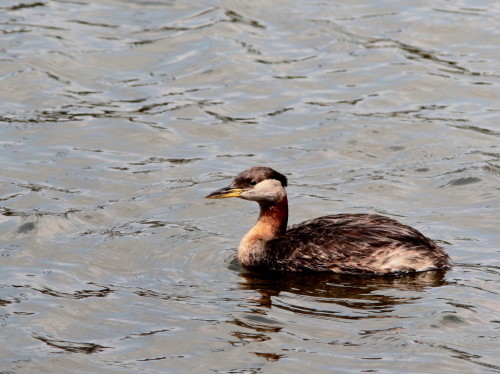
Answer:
xmin=0 ymin=0 xmax=499 ymax=373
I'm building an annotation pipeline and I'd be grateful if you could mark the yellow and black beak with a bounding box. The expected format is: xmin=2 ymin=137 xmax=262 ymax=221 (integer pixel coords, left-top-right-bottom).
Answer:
xmin=205 ymin=186 xmax=246 ymax=199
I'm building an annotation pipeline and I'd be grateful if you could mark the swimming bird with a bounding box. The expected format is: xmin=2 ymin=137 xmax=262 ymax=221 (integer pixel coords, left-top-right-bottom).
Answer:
xmin=205 ymin=166 xmax=450 ymax=274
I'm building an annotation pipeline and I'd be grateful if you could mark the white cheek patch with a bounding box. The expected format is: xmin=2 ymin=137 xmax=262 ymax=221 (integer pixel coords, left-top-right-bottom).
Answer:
xmin=240 ymin=179 xmax=285 ymax=202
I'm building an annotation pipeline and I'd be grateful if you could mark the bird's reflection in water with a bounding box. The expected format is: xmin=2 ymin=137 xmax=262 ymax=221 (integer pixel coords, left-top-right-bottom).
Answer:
xmin=227 ymin=262 xmax=449 ymax=362
xmin=237 ymin=266 xmax=448 ymax=314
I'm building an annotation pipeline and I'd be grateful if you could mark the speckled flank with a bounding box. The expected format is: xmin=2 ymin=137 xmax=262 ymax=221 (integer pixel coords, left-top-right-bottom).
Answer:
xmin=265 ymin=214 xmax=450 ymax=274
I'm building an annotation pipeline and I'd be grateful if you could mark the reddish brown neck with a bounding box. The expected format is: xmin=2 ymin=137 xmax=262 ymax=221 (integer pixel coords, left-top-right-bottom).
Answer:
xmin=257 ymin=195 xmax=288 ymax=238
xmin=237 ymin=195 xmax=288 ymax=266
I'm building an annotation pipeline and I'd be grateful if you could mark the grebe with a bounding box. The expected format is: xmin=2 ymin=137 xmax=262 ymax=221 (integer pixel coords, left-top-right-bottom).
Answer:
xmin=205 ymin=166 xmax=450 ymax=274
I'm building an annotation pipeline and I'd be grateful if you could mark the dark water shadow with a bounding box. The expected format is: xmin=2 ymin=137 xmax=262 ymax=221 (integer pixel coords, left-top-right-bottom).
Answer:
xmin=33 ymin=333 xmax=110 ymax=354
xmin=225 ymin=266 xmax=450 ymax=363
xmin=236 ymin=267 xmax=449 ymax=316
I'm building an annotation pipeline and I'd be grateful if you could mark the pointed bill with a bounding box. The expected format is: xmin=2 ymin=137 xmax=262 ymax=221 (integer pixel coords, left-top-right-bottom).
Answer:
xmin=205 ymin=186 xmax=246 ymax=199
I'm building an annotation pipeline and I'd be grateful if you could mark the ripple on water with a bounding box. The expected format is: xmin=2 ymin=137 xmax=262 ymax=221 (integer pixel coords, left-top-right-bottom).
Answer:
xmin=0 ymin=0 xmax=499 ymax=373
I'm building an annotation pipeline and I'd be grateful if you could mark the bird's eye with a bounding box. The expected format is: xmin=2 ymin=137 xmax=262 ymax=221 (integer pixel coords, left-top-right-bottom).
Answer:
xmin=249 ymin=180 xmax=256 ymax=186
